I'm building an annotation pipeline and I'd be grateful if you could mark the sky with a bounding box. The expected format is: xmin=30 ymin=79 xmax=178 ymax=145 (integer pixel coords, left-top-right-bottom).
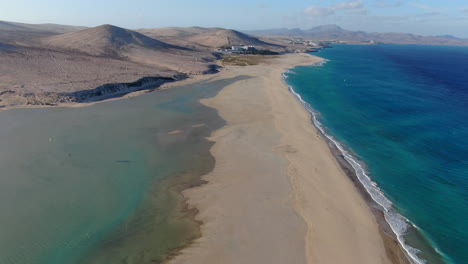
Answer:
xmin=1 ymin=0 xmax=468 ymax=37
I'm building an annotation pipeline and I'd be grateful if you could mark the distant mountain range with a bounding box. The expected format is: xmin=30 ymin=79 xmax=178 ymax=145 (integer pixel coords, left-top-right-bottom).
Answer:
xmin=2 ymin=19 xmax=468 ymax=109
xmin=245 ymin=25 xmax=468 ymax=46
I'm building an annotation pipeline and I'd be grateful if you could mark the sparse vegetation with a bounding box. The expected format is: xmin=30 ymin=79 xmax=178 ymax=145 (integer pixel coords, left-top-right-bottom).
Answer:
xmin=222 ymin=55 xmax=277 ymax=66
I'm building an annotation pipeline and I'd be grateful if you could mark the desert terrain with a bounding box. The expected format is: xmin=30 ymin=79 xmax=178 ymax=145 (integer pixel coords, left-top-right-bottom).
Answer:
xmin=1 ymin=20 xmax=290 ymax=108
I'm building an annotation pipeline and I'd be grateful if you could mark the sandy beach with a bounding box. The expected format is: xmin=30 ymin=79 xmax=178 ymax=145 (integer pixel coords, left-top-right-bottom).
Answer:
xmin=168 ymin=53 xmax=409 ymax=264
xmin=2 ymin=10 xmax=465 ymax=263
xmin=0 ymin=51 xmax=411 ymax=263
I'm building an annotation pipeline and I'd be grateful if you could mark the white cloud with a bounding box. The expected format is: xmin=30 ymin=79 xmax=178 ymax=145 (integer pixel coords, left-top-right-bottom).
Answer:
xmin=304 ymin=1 xmax=366 ymax=17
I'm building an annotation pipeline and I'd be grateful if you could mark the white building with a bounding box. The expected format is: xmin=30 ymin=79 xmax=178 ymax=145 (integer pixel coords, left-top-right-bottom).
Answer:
xmin=231 ymin=45 xmax=244 ymax=51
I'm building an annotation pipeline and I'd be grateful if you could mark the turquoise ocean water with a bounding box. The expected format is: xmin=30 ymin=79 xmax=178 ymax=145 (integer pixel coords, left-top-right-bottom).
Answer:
xmin=285 ymin=45 xmax=467 ymax=264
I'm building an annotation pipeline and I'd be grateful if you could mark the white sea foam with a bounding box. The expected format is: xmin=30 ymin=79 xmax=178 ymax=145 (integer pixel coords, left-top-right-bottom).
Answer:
xmin=283 ymin=68 xmax=426 ymax=264
xmin=315 ymin=59 xmax=329 ymax=66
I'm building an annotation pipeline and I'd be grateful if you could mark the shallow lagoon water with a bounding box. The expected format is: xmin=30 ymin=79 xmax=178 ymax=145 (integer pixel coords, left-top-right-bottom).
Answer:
xmin=0 ymin=76 xmax=245 ymax=264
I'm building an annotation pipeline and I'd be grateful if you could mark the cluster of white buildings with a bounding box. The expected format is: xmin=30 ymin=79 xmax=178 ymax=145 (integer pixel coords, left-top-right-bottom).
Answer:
xmin=216 ymin=45 xmax=258 ymax=53
xmin=288 ymin=39 xmax=321 ymax=47
xmin=231 ymin=45 xmax=256 ymax=51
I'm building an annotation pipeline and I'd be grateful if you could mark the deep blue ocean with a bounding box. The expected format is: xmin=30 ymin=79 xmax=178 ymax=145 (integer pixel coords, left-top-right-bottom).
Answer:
xmin=285 ymin=44 xmax=468 ymax=264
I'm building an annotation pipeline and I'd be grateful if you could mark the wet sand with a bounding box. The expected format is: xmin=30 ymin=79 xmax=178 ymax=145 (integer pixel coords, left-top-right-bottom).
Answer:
xmin=168 ymin=53 xmax=410 ymax=264
xmin=0 ymin=52 xmax=411 ymax=264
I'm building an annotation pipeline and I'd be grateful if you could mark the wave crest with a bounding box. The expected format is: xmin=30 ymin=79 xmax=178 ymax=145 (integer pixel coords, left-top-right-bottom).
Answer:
xmin=283 ymin=71 xmax=426 ymax=264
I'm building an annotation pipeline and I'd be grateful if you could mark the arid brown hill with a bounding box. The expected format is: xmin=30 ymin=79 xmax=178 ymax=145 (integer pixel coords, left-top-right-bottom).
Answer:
xmin=0 ymin=20 xmax=86 ymax=33
xmin=188 ymin=29 xmax=277 ymax=48
xmin=139 ymin=27 xmax=282 ymax=51
xmin=0 ymin=23 xmax=221 ymax=108
xmin=41 ymin=24 xmax=218 ymax=74
xmin=43 ymin=24 xmax=183 ymax=56
xmin=138 ymin=26 xmax=221 ymax=38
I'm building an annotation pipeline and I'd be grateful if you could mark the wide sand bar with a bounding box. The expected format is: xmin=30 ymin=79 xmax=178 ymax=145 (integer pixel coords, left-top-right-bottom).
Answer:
xmin=169 ymin=53 xmax=407 ymax=264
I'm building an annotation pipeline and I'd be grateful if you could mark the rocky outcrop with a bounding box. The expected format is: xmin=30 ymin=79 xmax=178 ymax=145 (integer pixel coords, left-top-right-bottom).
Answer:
xmin=61 ymin=75 xmax=186 ymax=102
xmin=11 ymin=75 xmax=187 ymax=106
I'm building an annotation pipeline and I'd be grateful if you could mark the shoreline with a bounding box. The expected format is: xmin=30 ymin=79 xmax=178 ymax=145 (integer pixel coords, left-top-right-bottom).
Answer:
xmin=168 ymin=53 xmax=410 ymax=264
xmin=0 ymin=74 xmax=227 ymax=264
xmin=275 ymin=56 xmax=411 ymax=264
xmin=1 ymin=53 xmax=413 ymax=263
xmin=0 ymin=73 xmax=216 ymax=112
xmin=285 ymin=76 xmax=414 ymax=264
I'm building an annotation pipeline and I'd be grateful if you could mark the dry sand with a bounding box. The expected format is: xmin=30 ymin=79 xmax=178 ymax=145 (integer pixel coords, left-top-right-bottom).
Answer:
xmin=169 ymin=53 xmax=408 ymax=264
xmin=0 ymin=48 xmax=409 ymax=263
